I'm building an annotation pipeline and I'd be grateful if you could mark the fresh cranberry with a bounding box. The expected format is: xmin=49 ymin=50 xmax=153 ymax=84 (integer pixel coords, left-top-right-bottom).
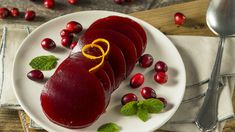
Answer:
xmin=10 ymin=8 xmax=19 ymax=17
xmin=60 ymin=29 xmax=72 ymax=37
xmin=25 ymin=10 xmax=36 ymax=21
xmin=157 ymin=97 xmax=167 ymax=107
xmin=66 ymin=21 xmax=83 ymax=33
xmin=68 ymin=0 xmax=77 ymax=4
xmin=174 ymin=12 xmax=186 ymax=26
xmin=155 ymin=61 xmax=168 ymax=72
xmin=27 ymin=70 xmax=44 ymax=81
xmin=130 ymin=73 xmax=144 ymax=88
xmin=154 ymin=72 xmax=168 ymax=84
xmin=141 ymin=87 xmax=156 ymax=99
xmin=121 ymin=93 xmax=138 ymax=105
xmin=41 ymin=38 xmax=56 ymax=50
xmin=44 ymin=0 xmax=55 ymax=9
xmin=70 ymin=41 xmax=77 ymax=49
xmin=139 ymin=54 xmax=154 ymax=68
xmin=0 ymin=8 xmax=10 ymax=19
xmin=114 ymin=0 xmax=125 ymax=4
xmin=61 ymin=36 xmax=72 ymax=47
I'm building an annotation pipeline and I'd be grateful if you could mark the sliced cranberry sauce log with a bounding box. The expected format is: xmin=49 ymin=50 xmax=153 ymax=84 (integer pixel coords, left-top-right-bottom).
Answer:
xmin=106 ymin=16 xmax=147 ymax=49
xmin=41 ymin=16 xmax=147 ymax=129
xmin=78 ymin=39 xmax=126 ymax=89
xmin=103 ymin=62 xmax=116 ymax=92
xmin=81 ymin=29 xmax=137 ymax=77
xmin=68 ymin=52 xmax=112 ymax=95
xmin=41 ymin=62 xmax=107 ymax=128
xmin=89 ymin=17 xmax=144 ymax=58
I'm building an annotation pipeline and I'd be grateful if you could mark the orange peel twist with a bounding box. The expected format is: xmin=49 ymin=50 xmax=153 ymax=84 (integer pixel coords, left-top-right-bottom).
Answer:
xmin=81 ymin=38 xmax=110 ymax=72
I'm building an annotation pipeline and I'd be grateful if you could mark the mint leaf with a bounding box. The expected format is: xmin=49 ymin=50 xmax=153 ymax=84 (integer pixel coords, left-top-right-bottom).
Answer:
xmin=137 ymin=105 xmax=149 ymax=122
xmin=120 ymin=101 xmax=138 ymax=116
xmin=97 ymin=123 xmax=119 ymax=132
xmin=143 ymin=98 xmax=164 ymax=113
xmin=29 ymin=55 xmax=57 ymax=71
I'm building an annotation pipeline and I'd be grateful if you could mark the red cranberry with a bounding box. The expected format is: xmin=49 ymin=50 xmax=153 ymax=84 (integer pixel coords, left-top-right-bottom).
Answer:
xmin=41 ymin=38 xmax=56 ymax=50
xmin=155 ymin=61 xmax=168 ymax=72
xmin=154 ymin=72 xmax=168 ymax=84
xmin=44 ymin=0 xmax=55 ymax=9
xmin=0 ymin=8 xmax=10 ymax=19
xmin=10 ymin=8 xmax=19 ymax=17
xmin=121 ymin=93 xmax=138 ymax=105
xmin=157 ymin=97 xmax=167 ymax=107
xmin=139 ymin=54 xmax=154 ymax=68
xmin=174 ymin=12 xmax=186 ymax=26
xmin=60 ymin=29 xmax=72 ymax=37
xmin=70 ymin=41 xmax=77 ymax=49
xmin=25 ymin=10 xmax=36 ymax=21
xmin=66 ymin=21 xmax=83 ymax=33
xmin=61 ymin=36 xmax=72 ymax=47
xmin=114 ymin=0 xmax=125 ymax=4
xmin=141 ymin=87 xmax=156 ymax=99
xmin=27 ymin=70 xmax=44 ymax=81
xmin=130 ymin=73 xmax=144 ymax=88
xmin=68 ymin=0 xmax=77 ymax=4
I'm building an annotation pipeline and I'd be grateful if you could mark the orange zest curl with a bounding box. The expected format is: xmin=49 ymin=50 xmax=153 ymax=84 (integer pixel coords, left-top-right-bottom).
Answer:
xmin=81 ymin=38 xmax=110 ymax=72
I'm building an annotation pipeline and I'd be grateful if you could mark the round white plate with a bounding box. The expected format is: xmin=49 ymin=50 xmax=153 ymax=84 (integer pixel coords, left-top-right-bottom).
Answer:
xmin=12 ymin=11 xmax=186 ymax=132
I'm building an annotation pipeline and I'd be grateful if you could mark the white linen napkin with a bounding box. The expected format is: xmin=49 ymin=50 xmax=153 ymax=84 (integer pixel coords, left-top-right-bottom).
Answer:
xmin=160 ymin=36 xmax=235 ymax=132
xmin=0 ymin=27 xmax=30 ymax=109
xmin=0 ymin=27 xmax=234 ymax=131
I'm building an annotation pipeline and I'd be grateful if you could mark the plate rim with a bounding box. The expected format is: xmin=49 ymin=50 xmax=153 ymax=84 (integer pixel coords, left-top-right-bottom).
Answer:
xmin=12 ymin=10 xmax=186 ymax=132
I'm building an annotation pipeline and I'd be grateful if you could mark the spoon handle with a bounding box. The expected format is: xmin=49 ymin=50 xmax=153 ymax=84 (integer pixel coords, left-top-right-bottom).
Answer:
xmin=195 ymin=37 xmax=225 ymax=131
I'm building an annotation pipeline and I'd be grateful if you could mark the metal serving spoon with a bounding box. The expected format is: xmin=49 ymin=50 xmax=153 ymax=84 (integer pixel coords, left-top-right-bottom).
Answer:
xmin=195 ymin=0 xmax=235 ymax=131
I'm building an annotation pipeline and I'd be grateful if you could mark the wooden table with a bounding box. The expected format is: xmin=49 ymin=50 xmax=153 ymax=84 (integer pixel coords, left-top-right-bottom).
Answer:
xmin=0 ymin=0 xmax=192 ymax=27
xmin=0 ymin=0 xmax=235 ymax=131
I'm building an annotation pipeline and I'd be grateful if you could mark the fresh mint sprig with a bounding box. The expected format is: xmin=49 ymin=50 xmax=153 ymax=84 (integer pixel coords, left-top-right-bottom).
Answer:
xmin=120 ymin=98 xmax=164 ymax=122
xmin=29 ymin=55 xmax=57 ymax=70
xmin=120 ymin=101 xmax=138 ymax=116
xmin=97 ymin=122 xmax=119 ymax=132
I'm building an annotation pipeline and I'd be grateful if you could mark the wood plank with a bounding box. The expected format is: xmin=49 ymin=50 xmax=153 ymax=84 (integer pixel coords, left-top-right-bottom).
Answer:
xmin=0 ymin=109 xmax=23 ymax=132
xmin=131 ymin=0 xmax=213 ymax=36
xmin=0 ymin=0 xmax=189 ymax=27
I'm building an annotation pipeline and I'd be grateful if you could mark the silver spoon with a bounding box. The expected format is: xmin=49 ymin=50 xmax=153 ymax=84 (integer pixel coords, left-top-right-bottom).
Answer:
xmin=195 ymin=0 xmax=235 ymax=131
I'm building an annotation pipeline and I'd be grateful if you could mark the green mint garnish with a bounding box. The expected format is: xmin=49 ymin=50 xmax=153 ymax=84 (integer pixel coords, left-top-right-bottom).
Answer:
xmin=137 ymin=104 xmax=149 ymax=122
xmin=120 ymin=98 xmax=164 ymax=122
xmin=97 ymin=123 xmax=119 ymax=132
xmin=120 ymin=101 xmax=138 ymax=116
xmin=29 ymin=55 xmax=57 ymax=71
xmin=143 ymin=98 xmax=164 ymax=113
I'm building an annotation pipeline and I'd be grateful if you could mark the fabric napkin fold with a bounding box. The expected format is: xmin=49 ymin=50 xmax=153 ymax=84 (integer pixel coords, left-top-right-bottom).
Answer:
xmin=160 ymin=36 xmax=235 ymax=132
xmin=0 ymin=27 xmax=234 ymax=132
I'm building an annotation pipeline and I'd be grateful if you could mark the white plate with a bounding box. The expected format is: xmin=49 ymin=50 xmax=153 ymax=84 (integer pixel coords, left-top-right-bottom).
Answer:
xmin=12 ymin=11 xmax=186 ymax=132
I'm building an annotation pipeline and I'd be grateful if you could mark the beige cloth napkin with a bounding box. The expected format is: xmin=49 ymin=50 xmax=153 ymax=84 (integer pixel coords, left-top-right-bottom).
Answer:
xmin=0 ymin=27 xmax=234 ymax=131
xmin=160 ymin=36 xmax=235 ymax=132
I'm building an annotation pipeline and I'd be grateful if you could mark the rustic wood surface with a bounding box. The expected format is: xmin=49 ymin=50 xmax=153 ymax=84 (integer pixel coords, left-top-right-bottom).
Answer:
xmin=0 ymin=0 xmax=235 ymax=132
xmin=0 ymin=0 xmax=192 ymax=27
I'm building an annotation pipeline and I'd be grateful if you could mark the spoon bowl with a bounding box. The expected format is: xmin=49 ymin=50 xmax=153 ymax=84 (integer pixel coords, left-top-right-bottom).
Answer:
xmin=206 ymin=0 xmax=235 ymax=36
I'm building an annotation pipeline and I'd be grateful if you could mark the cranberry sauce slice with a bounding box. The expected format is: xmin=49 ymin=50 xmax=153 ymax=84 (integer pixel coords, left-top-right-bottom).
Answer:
xmin=89 ymin=17 xmax=144 ymax=58
xmin=103 ymin=62 xmax=115 ymax=92
xmin=82 ymin=29 xmax=137 ymax=77
xmin=79 ymin=32 xmax=126 ymax=89
xmin=67 ymin=52 xmax=112 ymax=95
xmin=41 ymin=62 xmax=107 ymax=128
xmin=106 ymin=16 xmax=147 ymax=50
